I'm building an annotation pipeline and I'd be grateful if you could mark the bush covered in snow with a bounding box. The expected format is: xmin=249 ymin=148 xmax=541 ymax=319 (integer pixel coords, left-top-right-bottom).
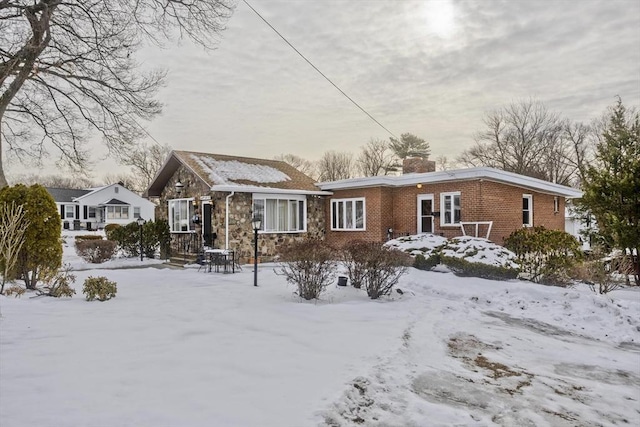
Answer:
xmin=385 ymin=234 xmax=447 ymax=272
xmin=83 ymin=276 xmax=117 ymax=301
xmin=276 ymin=239 xmax=337 ymax=300
xmin=439 ymin=236 xmax=520 ymax=280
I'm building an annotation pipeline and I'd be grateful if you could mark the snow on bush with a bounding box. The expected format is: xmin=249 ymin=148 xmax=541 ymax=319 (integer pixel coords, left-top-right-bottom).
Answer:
xmin=440 ymin=236 xmax=520 ymax=280
xmin=385 ymin=234 xmax=448 ymax=258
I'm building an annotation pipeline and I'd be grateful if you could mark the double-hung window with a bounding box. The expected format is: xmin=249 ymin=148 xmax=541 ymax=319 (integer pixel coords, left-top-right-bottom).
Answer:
xmin=440 ymin=192 xmax=461 ymax=226
xmin=88 ymin=207 xmax=96 ymax=218
xmin=169 ymin=199 xmax=195 ymax=232
xmin=331 ymin=197 xmax=365 ymax=231
xmin=65 ymin=205 xmax=75 ymax=219
xmin=252 ymin=194 xmax=306 ymax=233
xmin=523 ymin=194 xmax=533 ymax=227
xmin=134 ymin=207 xmax=141 ymax=219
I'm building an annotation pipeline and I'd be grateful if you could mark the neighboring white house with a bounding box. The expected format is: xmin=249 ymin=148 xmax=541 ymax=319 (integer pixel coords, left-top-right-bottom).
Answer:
xmin=565 ymin=204 xmax=592 ymax=251
xmin=46 ymin=183 xmax=156 ymax=230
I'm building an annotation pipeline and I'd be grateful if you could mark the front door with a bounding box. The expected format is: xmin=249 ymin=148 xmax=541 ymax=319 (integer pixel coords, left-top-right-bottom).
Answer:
xmin=417 ymin=194 xmax=434 ymax=234
xmin=202 ymin=202 xmax=215 ymax=247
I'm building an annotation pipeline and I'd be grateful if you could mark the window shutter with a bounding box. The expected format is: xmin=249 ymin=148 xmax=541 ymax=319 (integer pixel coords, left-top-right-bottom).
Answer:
xmin=60 ymin=205 xmax=64 ymax=218
xmin=75 ymin=205 xmax=80 ymax=219
xmin=83 ymin=206 xmax=88 ymax=220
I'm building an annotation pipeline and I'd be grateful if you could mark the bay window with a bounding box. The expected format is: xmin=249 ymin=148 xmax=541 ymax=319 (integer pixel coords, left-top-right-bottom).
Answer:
xmin=331 ymin=197 xmax=365 ymax=230
xmin=252 ymin=195 xmax=306 ymax=233
xmin=440 ymin=192 xmax=461 ymax=226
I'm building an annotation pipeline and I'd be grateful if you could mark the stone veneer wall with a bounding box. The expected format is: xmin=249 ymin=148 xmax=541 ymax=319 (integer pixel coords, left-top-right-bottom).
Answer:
xmin=222 ymin=192 xmax=326 ymax=263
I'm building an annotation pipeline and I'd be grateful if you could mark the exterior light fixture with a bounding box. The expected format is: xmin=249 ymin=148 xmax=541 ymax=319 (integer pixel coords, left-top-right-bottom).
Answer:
xmin=175 ymin=181 xmax=184 ymax=195
xmin=251 ymin=215 xmax=262 ymax=287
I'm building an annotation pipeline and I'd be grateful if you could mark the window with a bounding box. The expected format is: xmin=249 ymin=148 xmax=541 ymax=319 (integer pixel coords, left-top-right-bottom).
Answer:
xmin=134 ymin=207 xmax=141 ymax=219
xmin=252 ymin=195 xmax=306 ymax=233
xmin=114 ymin=186 xmax=119 ymax=194
xmin=553 ymin=196 xmax=559 ymax=214
xmin=440 ymin=192 xmax=461 ymax=226
xmin=331 ymin=198 xmax=365 ymax=231
xmin=169 ymin=199 xmax=195 ymax=232
xmin=88 ymin=207 xmax=96 ymax=218
xmin=65 ymin=205 xmax=75 ymax=219
xmin=106 ymin=205 xmax=129 ymax=219
xmin=523 ymin=194 xmax=533 ymax=227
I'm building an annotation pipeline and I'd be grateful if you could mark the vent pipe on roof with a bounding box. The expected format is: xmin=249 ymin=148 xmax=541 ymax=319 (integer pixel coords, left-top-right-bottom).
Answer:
xmin=225 ymin=191 xmax=235 ymax=250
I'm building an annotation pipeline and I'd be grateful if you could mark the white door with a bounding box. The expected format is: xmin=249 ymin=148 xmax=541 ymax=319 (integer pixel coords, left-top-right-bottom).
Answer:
xmin=417 ymin=194 xmax=434 ymax=234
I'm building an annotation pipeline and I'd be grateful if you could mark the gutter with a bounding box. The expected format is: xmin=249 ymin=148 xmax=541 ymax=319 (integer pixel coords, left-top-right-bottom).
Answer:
xmin=225 ymin=191 xmax=235 ymax=250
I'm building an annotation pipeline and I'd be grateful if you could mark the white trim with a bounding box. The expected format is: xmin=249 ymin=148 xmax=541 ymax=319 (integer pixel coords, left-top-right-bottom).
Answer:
xmin=523 ymin=194 xmax=533 ymax=227
xmin=317 ymin=166 xmax=582 ymax=198
xmin=251 ymin=194 xmax=307 ymax=234
xmin=440 ymin=191 xmax=461 ymax=226
xmin=417 ymin=194 xmax=435 ymax=234
xmin=330 ymin=197 xmax=366 ymax=231
xmin=460 ymin=221 xmax=493 ymax=239
xmin=211 ymin=184 xmax=331 ymax=196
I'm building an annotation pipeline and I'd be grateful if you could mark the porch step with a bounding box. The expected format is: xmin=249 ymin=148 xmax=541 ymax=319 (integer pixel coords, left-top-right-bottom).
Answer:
xmin=168 ymin=255 xmax=198 ymax=267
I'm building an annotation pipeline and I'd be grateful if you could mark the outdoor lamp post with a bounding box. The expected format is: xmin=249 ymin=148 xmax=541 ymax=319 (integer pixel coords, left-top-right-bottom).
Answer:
xmin=251 ymin=215 xmax=262 ymax=287
xmin=175 ymin=181 xmax=184 ymax=195
xmin=137 ymin=217 xmax=145 ymax=262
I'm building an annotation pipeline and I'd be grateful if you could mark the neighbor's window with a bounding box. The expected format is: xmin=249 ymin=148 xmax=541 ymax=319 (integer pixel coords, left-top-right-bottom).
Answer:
xmin=523 ymin=194 xmax=533 ymax=227
xmin=331 ymin=197 xmax=365 ymax=231
xmin=106 ymin=206 xmax=129 ymax=219
xmin=252 ymin=195 xmax=306 ymax=233
xmin=88 ymin=207 xmax=96 ymax=218
xmin=169 ymin=199 xmax=195 ymax=232
xmin=134 ymin=207 xmax=141 ymax=219
xmin=65 ymin=205 xmax=75 ymax=219
xmin=440 ymin=192 xmax=461 ymax=226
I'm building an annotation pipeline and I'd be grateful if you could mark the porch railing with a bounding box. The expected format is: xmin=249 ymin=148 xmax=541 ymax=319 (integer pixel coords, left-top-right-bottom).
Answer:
xmin=171 ymin=233 xmax=202 ymax=262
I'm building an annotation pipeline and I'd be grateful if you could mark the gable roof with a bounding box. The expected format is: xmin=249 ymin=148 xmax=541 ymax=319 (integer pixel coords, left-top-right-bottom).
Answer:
xmin=317 ymin=167 xmax=583 ymax=198
xmin=45 ymin=187 xmax=92 ymax=203
xmin=101 ymin=198 xmax=129 ymax=205
xmin=147 ymin=150 xmax=330 ymax=197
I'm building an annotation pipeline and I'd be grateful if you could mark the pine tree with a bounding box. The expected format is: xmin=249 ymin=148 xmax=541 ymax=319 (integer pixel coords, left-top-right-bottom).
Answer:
xmin=389 ymin=133 xmax=431 ymax=159
xmin=581 ymin=99 xmax=640 ymax=285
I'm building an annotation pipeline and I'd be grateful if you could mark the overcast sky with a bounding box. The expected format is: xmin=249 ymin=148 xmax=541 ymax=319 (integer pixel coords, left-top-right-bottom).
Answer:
xmin=8 ymin=0 xmax=640 ymax=181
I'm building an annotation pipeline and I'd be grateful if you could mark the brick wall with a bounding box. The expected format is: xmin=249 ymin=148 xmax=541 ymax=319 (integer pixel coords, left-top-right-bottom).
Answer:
xmin=326 ymin=179 xmax=567 ymax=246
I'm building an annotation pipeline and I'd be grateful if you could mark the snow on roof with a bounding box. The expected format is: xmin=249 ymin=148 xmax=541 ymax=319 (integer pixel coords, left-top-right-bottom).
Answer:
xmin=191 ymin=154 xmax=291 ymax=185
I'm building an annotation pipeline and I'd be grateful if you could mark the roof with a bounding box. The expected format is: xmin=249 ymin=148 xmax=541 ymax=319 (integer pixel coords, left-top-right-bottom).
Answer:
xmin=101 ymin=198 xmax=129 ymax=206
xmin=317 ymin=167 xmax=583 ymax=198
xmin=147 ymin=150 xmax=330 ymax=197
xmin=45 ymin=187 xmax=92 ymax=203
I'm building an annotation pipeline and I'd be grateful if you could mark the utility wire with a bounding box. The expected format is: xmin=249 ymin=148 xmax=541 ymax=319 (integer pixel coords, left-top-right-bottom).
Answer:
xmin=242 ymin=0 xmax=398 ymax=139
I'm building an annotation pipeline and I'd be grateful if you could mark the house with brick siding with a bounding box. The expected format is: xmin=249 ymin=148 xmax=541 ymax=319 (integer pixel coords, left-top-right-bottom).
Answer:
xmin=146 ymin=151 xmax=331 ymax=262
xmin=317 ymin=159 xmax=583 ymax=247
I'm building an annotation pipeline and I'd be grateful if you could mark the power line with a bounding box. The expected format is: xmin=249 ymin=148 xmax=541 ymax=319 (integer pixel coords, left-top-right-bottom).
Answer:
xmin=242 ymin=0 xmax=397 ymax=139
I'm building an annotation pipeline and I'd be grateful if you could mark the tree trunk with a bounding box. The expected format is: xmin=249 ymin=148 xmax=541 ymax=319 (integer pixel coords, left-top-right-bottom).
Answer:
xmin=0 ymin=133 xmax=7 ymax=188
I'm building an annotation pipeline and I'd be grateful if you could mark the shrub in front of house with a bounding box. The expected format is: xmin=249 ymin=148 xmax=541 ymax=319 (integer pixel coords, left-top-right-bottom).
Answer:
xmin=82 ymin=276 xmax=117 ymax=301
xmin=341 ymin=241 xmax=410 ymax=298
xmin=413 ymin=253 xmax=440 ymax=271
xmin=276 ymin=239 xmax=337 ymax=300
xmin=74 ymin=235 xmax=103 ymax=242
xmin=0 ymin=184 xmax=62 ymax=290
xmin=440 ymin=236 xmax=520 ymax=281
xmin=4 ymin=285 xmax=26 ymax=298
xmin=39 ymin=265 xmax=76 ymax=298
xmin=104 ymin=223 xmax=121 ymax=239
xmin=108 ymin=220 xmax=170 ymax=259
xmin=76 ymin=240 xmax=117 ymax=263
xmin=504 ymin=227 xmax=582 ymax=286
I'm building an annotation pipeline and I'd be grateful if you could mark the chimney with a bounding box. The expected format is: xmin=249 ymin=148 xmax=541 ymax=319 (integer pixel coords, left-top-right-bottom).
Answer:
xmin=402 ymin=157 xmax=435 ymax=174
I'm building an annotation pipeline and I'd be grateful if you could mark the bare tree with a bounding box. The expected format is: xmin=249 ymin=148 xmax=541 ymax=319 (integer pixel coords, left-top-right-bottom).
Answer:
xmin=0 ymin=1 xmax=236 ymax=188
xmin=457 ymin=100 xmax=591 ymax=185
xmin=435 ymin=155 xmax=455 ymax=171
xmin=389 ymin=133 xmax=431 ymax=159
xmin=274 ymin=153 xmax=317 ymax=179
xmin=357 ymin=138 xmax=398 ymax=177
xmin=10 ymin=172 xmax=96 ymax=188
xmin=120 ymin=142 xmax=172 ymax=192
xmin=0 ymin=201 xmax=29 ymax=294
xmin=102 ymin=172 xmax=140 ymax=192
xmin=317 ymin=151 xmax=354 ymax=182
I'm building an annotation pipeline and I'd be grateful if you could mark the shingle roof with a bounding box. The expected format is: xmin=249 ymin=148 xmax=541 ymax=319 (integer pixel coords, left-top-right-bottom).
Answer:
xmin=45 ymin=187 xmax=92 ymax=203
xmin=174 ymin=151 xmax=320 ymax=192
xmin=101 ymin=198 xmax=129 ymax=205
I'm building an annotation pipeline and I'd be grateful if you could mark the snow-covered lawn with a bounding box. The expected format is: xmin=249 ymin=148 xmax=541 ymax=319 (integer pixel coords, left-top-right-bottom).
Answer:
xmin=1 ymin=260 xmax=639 ymax=425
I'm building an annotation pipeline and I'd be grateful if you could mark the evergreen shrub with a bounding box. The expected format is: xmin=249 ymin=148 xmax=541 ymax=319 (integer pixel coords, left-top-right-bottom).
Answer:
xmin=83 ymin=276 xmax=117 ymax=301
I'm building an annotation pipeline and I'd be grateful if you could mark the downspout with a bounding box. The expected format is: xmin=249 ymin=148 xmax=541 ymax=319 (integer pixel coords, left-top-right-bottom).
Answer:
xmin=225 ymin=191 xmax=235 ymax=250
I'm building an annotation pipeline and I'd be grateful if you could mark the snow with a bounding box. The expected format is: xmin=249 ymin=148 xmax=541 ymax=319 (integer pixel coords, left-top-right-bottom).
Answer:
xmin=440 ymin=236 xmax=520 ymax=269
xmin=1 ymin=240 xmax=640 ymax=426
xmin=191 ymin=154 xmax=291 ymax=185
xmin=385 ymin=233 xmax=448 ymax=258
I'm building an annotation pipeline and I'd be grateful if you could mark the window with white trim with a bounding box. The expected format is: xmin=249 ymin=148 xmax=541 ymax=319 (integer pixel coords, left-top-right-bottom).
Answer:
xmin=252 ymin=195 xmax=306 ymax=233
xmin=523 ymin=194 xmax=533 ymax=227
xmin=88 ymin=207 xmax=96 ymax=218
xmin=106 ymin=206 xmax=129 ymax=219
xmin=440 ymin=192 xmax=461 ymax=226
xmin=553 ymin=196 xmax=559 ymax=214
xmin=331 ymin=197 xmax=365 ymax=231
xmin=169 ymin=199 xmax=195 ymax=232
xmin=65 ymin=205 xmax=75 ymax=219
xmin=134 ymin=207 xmax=141 ymax=219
